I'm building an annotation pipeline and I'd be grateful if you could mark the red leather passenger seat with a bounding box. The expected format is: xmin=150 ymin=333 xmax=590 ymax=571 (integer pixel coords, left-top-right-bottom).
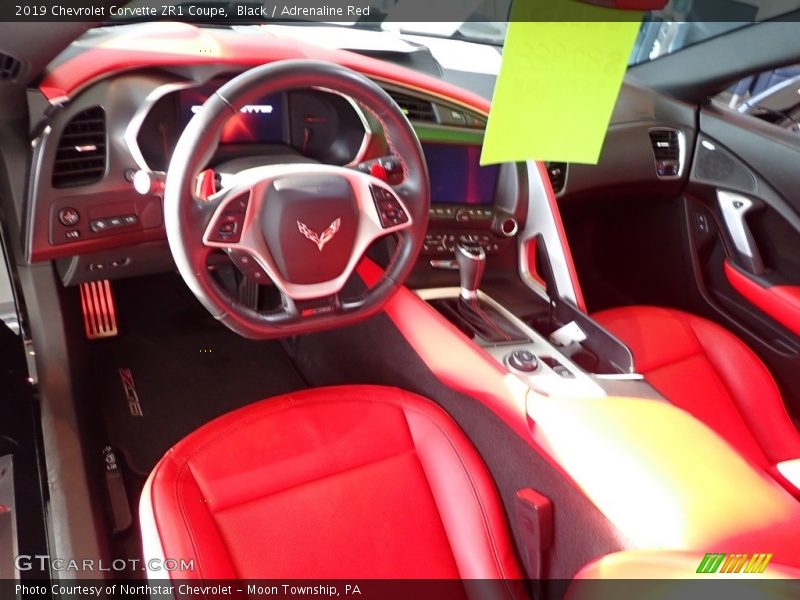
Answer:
xmin=140 ymin=385 xmax=524 ymax=583
xmin=594 ymin=306 xmax=800 ymax=497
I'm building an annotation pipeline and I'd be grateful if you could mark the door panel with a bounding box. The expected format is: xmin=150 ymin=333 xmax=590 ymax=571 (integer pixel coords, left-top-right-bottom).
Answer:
xmin=724 ymin=260 xmax=800 ymax=337
xmin=682 ymin=102 xmax=800 ymax=420
xmin=693 ymin=104 xmax=800 ymax=307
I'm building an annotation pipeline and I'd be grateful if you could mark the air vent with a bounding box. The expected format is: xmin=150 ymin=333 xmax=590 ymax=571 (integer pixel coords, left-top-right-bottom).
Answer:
xmin=52 ymin=107 xmax=107 ymax=188
xmin=0 ymin=52 xmax=22 ymax=81
xmin=546 ymin=162 xmax=567 ymax=194
xmin=648 ymin=128 xmax=682 ymax=179
xmin=388 ymin=91 xmax=436 ymax=122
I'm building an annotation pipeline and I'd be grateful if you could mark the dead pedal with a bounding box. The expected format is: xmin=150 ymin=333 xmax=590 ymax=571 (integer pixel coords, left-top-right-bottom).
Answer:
xmin=79 ymin=280 xmax=118 ymax=339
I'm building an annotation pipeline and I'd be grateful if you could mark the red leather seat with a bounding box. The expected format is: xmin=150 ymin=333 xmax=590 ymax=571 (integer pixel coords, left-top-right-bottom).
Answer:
xmin=139 ymin=385 xmax=524 ymax=582
xmin=594 ymin=306 xmax=800 ymax=496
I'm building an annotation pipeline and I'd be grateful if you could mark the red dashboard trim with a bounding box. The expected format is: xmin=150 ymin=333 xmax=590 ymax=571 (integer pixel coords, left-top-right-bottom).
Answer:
xmin=41 ymin=23 xmax=491 ymax=112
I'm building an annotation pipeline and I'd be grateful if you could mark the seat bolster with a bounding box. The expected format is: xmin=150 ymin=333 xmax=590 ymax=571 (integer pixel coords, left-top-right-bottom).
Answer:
xmin=143 ymin=451 xmax=238 ymax=580
xmin=688 ymin=315 xmax=800 ymax=464
xmin=403 ymin=406 xmax=524 ymax=581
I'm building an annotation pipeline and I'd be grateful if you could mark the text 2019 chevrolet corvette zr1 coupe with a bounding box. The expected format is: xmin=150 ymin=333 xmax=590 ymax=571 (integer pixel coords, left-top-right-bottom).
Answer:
xmin=2 ymin=1 xmax=800 ymax=598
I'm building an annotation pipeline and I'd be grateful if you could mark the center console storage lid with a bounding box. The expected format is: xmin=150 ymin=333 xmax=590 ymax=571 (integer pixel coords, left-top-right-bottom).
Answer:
xmin=527 ymin=393 xmax=800 ymax=567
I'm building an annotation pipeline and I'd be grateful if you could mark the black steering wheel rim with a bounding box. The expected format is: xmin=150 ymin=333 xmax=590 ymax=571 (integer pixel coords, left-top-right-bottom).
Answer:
xmin=164 ymin=59 xmax=429 ymax=339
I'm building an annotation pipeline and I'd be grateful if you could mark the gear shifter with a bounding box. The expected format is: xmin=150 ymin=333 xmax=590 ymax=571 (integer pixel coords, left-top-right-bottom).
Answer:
xmin=455 ymin=243 xmax=486 ymax=300
xmin=451 ymin=243 xmax=527 ymax=343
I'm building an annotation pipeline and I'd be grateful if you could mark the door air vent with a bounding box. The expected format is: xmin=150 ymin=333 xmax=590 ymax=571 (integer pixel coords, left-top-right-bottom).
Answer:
xmin=0 ymin=52 xmax=22 ymax=81
xmin=388 ymin=91 xmax=437 ymax=122
xmin=52 ymin=107 xmax=107 ymax=188
xmin=545 ymin=162 xmax=567 ymax=194
xmin=648 ymin=128 xmax=683 ymax=179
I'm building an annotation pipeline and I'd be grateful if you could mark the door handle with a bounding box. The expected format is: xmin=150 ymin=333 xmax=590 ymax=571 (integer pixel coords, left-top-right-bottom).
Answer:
xmin=717 ymin=190 xmax=765 ymax=275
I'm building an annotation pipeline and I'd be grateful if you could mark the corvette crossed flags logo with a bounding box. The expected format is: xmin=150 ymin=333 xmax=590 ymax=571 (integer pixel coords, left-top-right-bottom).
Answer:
xmin=297 ymin=218 xmax=341 ymax=251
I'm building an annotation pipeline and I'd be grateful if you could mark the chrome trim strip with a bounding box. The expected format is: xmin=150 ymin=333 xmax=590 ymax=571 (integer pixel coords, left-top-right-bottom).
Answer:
xmin=311 ymin=86 xmax=374 ymax=167
xmin=717 ymin=190 xmax=765 ymax=275
xmin=518 ymin=161 xmax=580 ymax=307
xmin=594 ymin=373 xmax=646 ymax=381
xmin=25 ymin=125 xmax=52 ymax=263
xmin=124 ymin=81 xmax=195 ymax=172
xmin=344 ymin=95 xmax=373 ymax=166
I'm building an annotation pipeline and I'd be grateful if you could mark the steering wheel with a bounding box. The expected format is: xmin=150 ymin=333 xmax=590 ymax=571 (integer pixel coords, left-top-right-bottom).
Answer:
xmin=164 ymin=60 xmax=430 ymax=339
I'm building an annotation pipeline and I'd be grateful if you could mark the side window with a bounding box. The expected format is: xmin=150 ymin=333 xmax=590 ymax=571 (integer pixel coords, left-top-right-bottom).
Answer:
xmin=715 ymin=65 xmax=800 ymax=133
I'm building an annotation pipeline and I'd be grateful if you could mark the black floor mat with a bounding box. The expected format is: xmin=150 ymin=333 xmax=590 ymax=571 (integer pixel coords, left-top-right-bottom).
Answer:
xmin=91 ymin=275 xmax=307 ymax=476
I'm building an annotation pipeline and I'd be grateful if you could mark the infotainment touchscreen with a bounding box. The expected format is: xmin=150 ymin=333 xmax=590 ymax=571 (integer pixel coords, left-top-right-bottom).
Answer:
xmin=422 ymin=143 xmax=500 ymax=205
xmin=178 ymin=87 xmax=285 ymax=144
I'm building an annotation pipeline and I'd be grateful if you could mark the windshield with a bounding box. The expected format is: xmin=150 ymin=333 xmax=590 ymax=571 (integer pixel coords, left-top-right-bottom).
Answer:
xmin=112 ymin=0 xmax=800 ymax=49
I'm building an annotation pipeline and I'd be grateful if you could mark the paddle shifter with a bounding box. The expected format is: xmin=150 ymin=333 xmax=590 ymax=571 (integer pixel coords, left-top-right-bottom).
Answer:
xmin=456 ymin=243 xmax=486 ymax=300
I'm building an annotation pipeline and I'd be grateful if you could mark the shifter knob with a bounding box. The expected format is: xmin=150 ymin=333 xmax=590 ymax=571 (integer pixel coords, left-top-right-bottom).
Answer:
xmin=456 ymin=243 xmax=486 ymax=300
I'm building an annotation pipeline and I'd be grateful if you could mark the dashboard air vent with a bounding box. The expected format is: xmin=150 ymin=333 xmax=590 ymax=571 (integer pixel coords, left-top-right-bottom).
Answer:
xmin=649 ymin=129 xmax=680 ymax=160
xmin=52 ymin=107 xmax=107 ymax=188
xmin=388 ymin=91 xmax=436 ymax=122
xmin=545 ymin=162 xmax=567 ymax=194
xmin=0 ymin=52 xmax=22 ymax=81
xmin=648 ymin=128 xmax=682 ymax=179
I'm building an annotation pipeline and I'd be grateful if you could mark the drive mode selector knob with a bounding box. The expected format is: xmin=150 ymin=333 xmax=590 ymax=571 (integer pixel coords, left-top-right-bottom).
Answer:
xmin=507 ymin=349 xmax=538 ymax=373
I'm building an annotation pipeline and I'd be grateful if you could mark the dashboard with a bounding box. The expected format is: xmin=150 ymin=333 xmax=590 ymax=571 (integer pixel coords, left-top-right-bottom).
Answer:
xmin=25 ymin=28 xmax=525 ymax=285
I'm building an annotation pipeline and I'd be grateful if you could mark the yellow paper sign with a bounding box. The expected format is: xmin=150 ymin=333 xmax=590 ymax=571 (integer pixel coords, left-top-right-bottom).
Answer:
xmin=481 ymin=1 xmax=643 ymax=165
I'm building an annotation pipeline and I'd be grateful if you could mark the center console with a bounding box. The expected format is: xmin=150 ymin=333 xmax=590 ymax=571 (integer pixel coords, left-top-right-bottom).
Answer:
xmin=420 ymin=142 xmax=520 ymax=259
xmin=410 ymin=140 xmax=648 ymax=400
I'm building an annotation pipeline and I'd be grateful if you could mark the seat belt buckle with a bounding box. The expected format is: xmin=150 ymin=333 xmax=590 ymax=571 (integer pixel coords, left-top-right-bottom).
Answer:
xmin=515 ymin=488 xmax=554 ymax=579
